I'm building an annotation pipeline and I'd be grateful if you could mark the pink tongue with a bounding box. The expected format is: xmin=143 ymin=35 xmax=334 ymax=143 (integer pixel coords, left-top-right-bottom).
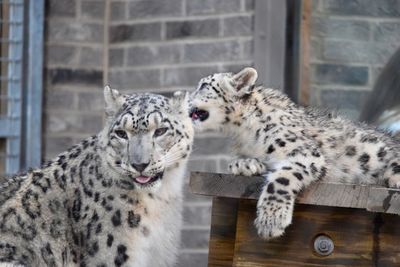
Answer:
xmin=135 ymin=176 xmax=152 ymax=184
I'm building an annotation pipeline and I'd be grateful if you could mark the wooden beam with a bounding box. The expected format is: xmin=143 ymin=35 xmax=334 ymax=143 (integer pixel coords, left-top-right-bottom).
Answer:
xmin=190 ymin=172 xmax=400 ymax=214
xmin=208 ymin=197 xmax=239 ymax=267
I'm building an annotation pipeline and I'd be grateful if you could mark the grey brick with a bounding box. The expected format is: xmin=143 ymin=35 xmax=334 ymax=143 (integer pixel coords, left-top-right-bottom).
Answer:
xmin=218 ymin=158 xmax=232 ymax=173
xmin=46 ymin=45 xmax=78 ymax=65
xmin=223 ymin=15 xmax=253 ymax=36
xmin=108 ymin=69 xmax=161 ymax=89
xmin=110 ymin=1 xmax=127 ymax=21
xmin=242 ymin=40 xmax=253 ymax=60
xmin=79 ymin=47 xmax=103 ymax=68
xmin=109 ymin=23 xmax=162 ymax=43
xmin=128 ymin=0 xmax=182 ymax=18
xmin=183 ymin=183 xmax=213 ymax=203
xmin=184 ymin=41 xmax=241 ymax=63
xmin=219 ymin=63 xmax=252 ymax=74
xmin=193 ymin=137 xmax=232 ymax=156
xmin=323 ymin=40 xmax=398 ymax=65
xmin=46 ymin=0 xmax=76 ymax=17
xmin=47 ymin=21 xmax=103 ymax=43
xmin=310 ymin=37 xmax=322 ymax=61
xmin=166 ymin=19 xmax=219 ymax=40
xmin=44 ymin=137 xmax=75 ymax=159
xmin=47 ymin=68 xmax=103 ymax=86
xmin=183 ymin=205 xmax=212 ymax=226
xmin=181 ymin=229 xmax=210 ymax=249
xmin=311 ymin=17 xmax=370 ymax=41
xmin=374 ymin=22 xmax=400 ymax=42
xmin=323 ymin=0 xmax=400 ymax=17
xmin=81 ymin=1 xmax=105 ymax=20
xmin=309 ymin=87 xmax=321 ymax=107
xmin=371 ymin=67 xmax=384 ymax=83
xmin=163 ymin=66 xmax=219 ymax=87
xmin=77 ymin=92 xmax=104 ymax=112
xmin=312 ymin=63 xmax=368 ymax=86
xmin=177 ymin=253 xmax=208 ymax=267
xmin=46 ymin=113 xmax=103 ymax=134
xmin=45 ymin=90 xmax=75 ymax=110
xmin=109 ymin=48 xmax=124 ymax=67
xmin=320 ymin=89 xmax=369 ymax=113
xmin=126 ymin=45 xmax=181 ymax=66
xmin=187 ymin=158 xmax=218 ymax=173
xmin=245 ymin=0 xmax=255 ymax=11
xmin=312 ymin=0 xmax=321 ymax=11
xmin=187 ymin=0 xmax=241 ymax=15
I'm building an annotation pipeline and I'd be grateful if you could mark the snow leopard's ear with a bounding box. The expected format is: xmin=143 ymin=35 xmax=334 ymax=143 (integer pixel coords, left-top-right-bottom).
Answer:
xmin=104 ymin=85 xmax=124 ymax=117
xmin=232 ymin=67 xmax=258 ymax=92
xmin=171 ymin=90 xmax=190 ymax=116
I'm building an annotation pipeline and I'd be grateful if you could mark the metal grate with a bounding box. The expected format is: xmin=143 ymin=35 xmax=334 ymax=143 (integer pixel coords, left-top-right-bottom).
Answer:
xmin=0 ymin=0 xmax=24 ymax=175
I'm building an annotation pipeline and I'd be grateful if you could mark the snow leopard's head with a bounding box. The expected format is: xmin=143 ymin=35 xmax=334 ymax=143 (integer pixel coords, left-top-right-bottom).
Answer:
xmin=189 ymin=67 xmax=258 ymax=132
xmin=100 ymin=87 xmax=193 ymax=192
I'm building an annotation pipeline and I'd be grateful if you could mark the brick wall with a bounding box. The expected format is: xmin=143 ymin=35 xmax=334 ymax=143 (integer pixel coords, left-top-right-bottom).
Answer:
xmin=310 ymin=0 xmax=400 ymax=120
xmin=44 ymin=0 xmax=105 ymax=158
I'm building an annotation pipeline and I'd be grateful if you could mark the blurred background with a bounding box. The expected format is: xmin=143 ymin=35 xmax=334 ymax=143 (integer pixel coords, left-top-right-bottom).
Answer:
xmin=1 ymin=0 xmax=400 ymax=266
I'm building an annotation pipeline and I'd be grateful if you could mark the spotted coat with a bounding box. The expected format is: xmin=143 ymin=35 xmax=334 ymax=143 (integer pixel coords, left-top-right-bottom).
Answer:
xmin=190 ymin=67 xmax=400 ymax=239
xmin=0 ymin=87 xmax=193 ymax=267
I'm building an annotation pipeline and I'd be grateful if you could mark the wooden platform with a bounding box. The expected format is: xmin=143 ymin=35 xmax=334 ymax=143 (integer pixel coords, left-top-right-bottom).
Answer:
xmin=190 ymin=172 xmax=400 ymax=267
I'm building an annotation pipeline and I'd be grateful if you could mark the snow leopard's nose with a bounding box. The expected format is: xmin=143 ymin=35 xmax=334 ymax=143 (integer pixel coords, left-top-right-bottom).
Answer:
xmin=131 ymin=162 xmax=149 ymax=172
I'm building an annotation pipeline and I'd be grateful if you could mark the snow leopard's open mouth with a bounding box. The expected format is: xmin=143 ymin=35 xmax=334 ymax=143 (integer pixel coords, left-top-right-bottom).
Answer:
xmin=190 ymin=107 xmax=209 ymax=122
xmin=133 ymin=172 xmax=163 ymax=185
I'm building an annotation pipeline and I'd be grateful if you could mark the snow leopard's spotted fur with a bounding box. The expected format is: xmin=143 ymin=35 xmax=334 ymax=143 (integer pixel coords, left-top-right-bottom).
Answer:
xmin=0 ymin=87 xmax=193 ymax=267
xmin=190 ymin=67 xmax=400 ymax=240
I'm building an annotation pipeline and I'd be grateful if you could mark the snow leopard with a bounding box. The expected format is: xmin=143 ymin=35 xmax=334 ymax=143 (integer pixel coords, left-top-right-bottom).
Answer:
xmin=189 ymin=67 xmax=400 ymax=240
xmin=0 ymin=86 xmax=193 ymax=266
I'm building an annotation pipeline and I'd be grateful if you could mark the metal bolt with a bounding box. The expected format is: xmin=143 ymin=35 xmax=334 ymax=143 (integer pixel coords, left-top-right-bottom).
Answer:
xmin=314 ymin=235 xmax=334 ymax=256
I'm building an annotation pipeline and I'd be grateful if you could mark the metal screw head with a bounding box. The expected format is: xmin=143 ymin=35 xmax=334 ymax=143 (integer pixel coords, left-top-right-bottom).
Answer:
xmin=313 ymin=235 xmax=334 ymax=256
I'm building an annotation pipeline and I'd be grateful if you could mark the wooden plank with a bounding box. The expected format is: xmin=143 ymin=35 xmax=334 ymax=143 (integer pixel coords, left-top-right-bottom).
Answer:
xmin=254 ymin=0 xmax=286 ymax=89
xmin=298 ymin=182 xmax=369 ymax=209
xmin=189 ymin=172 xmax=400 ymax=214
xmin=232 ymin=200 xmax=400 ymax=266
xmin=190 ymin=172 xmax=265 ymax=200
xmin=208 ymin=197 xmax=239 ymax=267
xmin=367 ymin=187 xmax=400 ymax=214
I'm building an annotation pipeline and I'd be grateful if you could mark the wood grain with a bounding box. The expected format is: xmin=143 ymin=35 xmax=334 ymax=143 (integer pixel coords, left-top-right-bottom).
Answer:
xmin=233 ymin=200 xmax=400 ymax=267
xmin=190 ymin=172 xmax=400 ymax=214
xmin=208 ymin=197 xmax=239 ymax=267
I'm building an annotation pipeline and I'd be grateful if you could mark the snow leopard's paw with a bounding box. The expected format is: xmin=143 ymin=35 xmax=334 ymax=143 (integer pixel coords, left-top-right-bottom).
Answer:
xmin=229 ymin=158 xmax=266 ymax=176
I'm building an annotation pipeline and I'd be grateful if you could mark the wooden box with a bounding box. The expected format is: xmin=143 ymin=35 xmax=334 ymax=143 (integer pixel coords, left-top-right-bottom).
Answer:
xmin=190 ymin=172 xmax=400 ymax=267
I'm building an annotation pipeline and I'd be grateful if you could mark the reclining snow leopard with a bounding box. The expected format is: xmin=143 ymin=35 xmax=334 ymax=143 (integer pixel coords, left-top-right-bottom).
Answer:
xmin=0 ymin=87 xmax=193 ymax=266
xmin=189 ymin=67 xmax=400 ymax=240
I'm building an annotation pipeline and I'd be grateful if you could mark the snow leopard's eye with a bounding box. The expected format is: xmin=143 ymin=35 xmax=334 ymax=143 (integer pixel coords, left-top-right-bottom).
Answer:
xmin=115 ymin=129 xmax=128 ymax=139
xmin=154 ymin=127 xmax=168 ymax=137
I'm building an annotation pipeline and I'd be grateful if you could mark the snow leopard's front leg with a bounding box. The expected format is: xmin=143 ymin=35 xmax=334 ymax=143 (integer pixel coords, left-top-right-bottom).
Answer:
xmin=255 ymin=158 xmax=327 ymax=239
